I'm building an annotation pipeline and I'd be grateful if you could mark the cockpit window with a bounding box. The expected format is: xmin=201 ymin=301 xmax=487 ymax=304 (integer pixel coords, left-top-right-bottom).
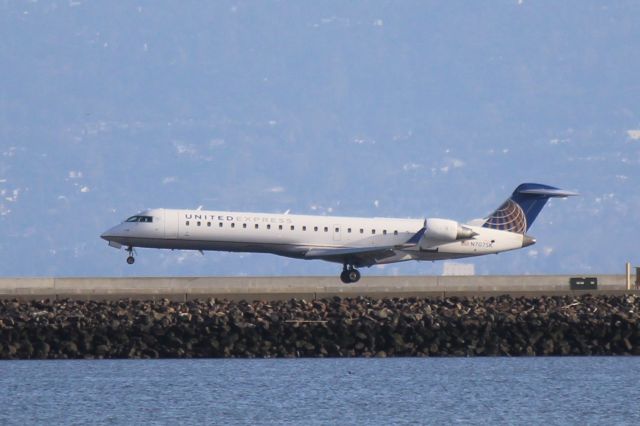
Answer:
xmin=125 ymin=215 xmax=153 ymax=223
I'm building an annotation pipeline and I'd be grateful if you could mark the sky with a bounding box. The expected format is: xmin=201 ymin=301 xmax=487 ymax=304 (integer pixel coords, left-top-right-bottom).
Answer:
xmin=1 ymin=1 xmax=639 ymax=277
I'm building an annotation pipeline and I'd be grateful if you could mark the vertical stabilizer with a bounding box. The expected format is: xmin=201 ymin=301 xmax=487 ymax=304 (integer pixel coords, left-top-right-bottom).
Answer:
xmin=482 ymin=183 xmax=577 ymax=233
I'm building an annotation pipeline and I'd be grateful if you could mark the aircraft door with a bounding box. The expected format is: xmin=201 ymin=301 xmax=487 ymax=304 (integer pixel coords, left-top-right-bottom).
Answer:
xmin=178 ymin=211 xmax=192 ymax=239
xmin=165 ymin=209 xmax=179 ymax=239
xmin=153 ymin=210 xmax=163 ymax=236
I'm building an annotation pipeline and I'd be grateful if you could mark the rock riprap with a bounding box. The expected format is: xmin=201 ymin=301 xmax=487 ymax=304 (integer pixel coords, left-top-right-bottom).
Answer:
xmin=1 ymin=295 xmax=639 ymax=359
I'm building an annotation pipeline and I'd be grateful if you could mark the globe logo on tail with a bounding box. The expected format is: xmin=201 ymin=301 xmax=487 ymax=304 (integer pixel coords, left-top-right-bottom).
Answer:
xmin=482 ymin=199 xmax=527 ymax=234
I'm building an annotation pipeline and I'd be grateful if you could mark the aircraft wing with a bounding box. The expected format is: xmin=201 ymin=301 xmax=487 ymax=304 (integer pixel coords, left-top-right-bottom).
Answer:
xmin=304 ymin=246 xmax=399 ymax=267
xmin=304 ymin=226 xmax=426 ymax=267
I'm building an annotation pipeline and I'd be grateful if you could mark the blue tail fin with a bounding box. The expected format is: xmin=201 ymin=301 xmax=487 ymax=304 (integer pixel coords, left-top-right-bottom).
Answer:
xmin=482 ymin=183 xmax=577 ymax=233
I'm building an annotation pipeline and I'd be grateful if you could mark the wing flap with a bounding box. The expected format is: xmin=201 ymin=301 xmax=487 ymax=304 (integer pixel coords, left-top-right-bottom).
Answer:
xmin=305 ymin=246 xmax=396 ymax=258
xmin=305 ymin=246 xmax=398 ymax=267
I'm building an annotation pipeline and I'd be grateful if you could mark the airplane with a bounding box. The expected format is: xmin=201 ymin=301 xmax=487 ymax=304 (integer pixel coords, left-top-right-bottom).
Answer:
xmin=100 ymin=183 xmax=577 ymax=283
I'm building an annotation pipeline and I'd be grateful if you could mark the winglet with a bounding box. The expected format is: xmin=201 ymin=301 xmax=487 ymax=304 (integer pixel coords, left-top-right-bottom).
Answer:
xmin=405 ymin=221 xmax=427 ymax=245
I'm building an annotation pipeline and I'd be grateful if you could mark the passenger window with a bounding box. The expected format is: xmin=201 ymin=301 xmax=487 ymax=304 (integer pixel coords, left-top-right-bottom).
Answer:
xmin=243 ymin=223 xmax=247 ymax=229
xmin=279 ymin=225 xmax=283 ymax=230
xmin=372 ymin=229 xmax=376 ymax=234
xmin=348 ymin=228 xmax=351 ymax=233
xmin=360 ymin=229 xmax=364 ymax=234
xmin=314 ymin=226 xmax=318 ymax=232
xmin=394 ymin=230 xmax=398 ymax=235
xmin=267 ymin=224 xmax=271 ymax=230
xmin=207 ymin=222 xmax=211 ymax=227
xmin=186 ymin=221 xmax=190 ymax=226
xmin=335 ymin=227 xmax=339 ymax=233
xmin=197 ymin=221 xmax=201 ymax=226
xmin=324 ymin=227 xmax=328 ymax=232
xmin=290 ymin=225 xmax=295 ymax=231
xmin=383 ymin=230 xmax=387 ymax=235
xmin=219 ymin=223 xmax=223 ymax=228
xmin=231 ymin=223 xmax=235 ymax=228
xmin=255 ymin=224 xmax=259 ymax=229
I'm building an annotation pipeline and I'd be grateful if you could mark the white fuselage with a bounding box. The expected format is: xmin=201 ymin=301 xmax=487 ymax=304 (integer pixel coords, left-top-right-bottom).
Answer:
xmin=101 ymin=208 xmax=529 ymax=267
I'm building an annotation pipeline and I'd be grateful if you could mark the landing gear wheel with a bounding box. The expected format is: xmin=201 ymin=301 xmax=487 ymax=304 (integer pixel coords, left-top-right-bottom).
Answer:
xmin=126 ymin=246 xmax=135 ymax=265
xmin=347 ymin=269 xmax=361 ymax=283
xmin=340 ymin=266 xmax=361 ymax=284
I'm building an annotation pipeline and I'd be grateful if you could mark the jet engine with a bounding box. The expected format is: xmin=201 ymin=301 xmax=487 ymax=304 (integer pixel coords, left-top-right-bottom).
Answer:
xmin=420 ymin=218 xmax=477 ymax=247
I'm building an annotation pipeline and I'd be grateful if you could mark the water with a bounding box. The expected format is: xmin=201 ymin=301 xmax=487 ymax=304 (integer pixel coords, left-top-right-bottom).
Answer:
xmin=1 ymin=358 xmax=639 ymax=425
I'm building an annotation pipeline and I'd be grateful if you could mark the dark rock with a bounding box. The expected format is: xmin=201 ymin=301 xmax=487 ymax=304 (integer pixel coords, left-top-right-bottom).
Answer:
xmin=95 ymin=345 xmax=109 ymax=356
xmin=1 ymin=294 xmax=640 ymax=358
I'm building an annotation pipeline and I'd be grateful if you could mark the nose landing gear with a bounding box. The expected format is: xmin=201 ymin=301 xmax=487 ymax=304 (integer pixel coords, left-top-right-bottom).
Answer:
xmin=340 ymin=264 xmax=361 ymax=284
xmin=126 ymin=246 xmax=135 ymax=265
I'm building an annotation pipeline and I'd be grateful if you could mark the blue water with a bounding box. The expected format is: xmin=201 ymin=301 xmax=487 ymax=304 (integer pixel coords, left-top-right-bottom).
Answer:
xmin=1 ymin=358 xmax=639 ymax=425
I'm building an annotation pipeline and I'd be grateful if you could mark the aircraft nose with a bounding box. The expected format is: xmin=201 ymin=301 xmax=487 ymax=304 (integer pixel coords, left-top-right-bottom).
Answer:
xmin=101 ymin=225 xmax=119 ymax=241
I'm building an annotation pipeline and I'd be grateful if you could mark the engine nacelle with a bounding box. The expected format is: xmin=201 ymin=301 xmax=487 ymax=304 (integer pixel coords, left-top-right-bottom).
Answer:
xmin=420 ymin=218 xmax=477 ymax=248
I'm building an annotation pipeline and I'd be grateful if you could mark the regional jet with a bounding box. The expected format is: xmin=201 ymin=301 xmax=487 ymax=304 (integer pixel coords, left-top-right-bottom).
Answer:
xmin=101 ymin=183 xmax=576 ymax=283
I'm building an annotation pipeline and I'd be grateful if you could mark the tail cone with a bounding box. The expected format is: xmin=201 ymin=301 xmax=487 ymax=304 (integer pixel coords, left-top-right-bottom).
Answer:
xmin=522 ymin=235 xmax=537 ymax=248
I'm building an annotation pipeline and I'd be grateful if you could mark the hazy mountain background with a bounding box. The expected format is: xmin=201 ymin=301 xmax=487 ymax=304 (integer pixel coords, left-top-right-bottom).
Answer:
xmin=1 ymin=0 xmax=639 ymax=277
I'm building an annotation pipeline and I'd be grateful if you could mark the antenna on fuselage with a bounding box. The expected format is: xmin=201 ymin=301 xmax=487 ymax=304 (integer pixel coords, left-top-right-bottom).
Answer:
xmin=196 ymin=205 xmax=203 ymax=211
xmin=284 ymin=209 xmax=290 ymax=215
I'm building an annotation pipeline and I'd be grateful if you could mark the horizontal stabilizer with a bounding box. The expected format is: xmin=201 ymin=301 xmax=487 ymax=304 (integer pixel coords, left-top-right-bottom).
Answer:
xmin=518 ymin=188 xmax=579 ymax=197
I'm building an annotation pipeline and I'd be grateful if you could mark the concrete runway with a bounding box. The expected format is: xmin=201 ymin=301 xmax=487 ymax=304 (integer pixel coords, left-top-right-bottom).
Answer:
xmin=1 ymin=275 xmax=638 ymax=302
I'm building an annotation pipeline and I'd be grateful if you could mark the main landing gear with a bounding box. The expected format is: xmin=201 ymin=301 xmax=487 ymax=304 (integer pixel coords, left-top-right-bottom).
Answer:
xmin=126 ymin=246 xmax=135 ymax=265
xmin=340 ymin=264 xmax=361 ymax=284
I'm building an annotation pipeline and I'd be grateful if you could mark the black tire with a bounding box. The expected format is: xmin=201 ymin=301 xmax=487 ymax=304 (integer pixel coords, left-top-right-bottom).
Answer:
xmin=347 ymin=269 xmax=360 ymax=283
xmin=126 ymin=256 xmax=135 ymax=265
xmin=340 ymin=270 xmax=350 ymax=283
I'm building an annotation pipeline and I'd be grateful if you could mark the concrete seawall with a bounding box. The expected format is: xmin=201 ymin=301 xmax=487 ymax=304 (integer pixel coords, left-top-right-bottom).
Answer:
xmin=0 ymin=275 xmax=637 ymax=301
